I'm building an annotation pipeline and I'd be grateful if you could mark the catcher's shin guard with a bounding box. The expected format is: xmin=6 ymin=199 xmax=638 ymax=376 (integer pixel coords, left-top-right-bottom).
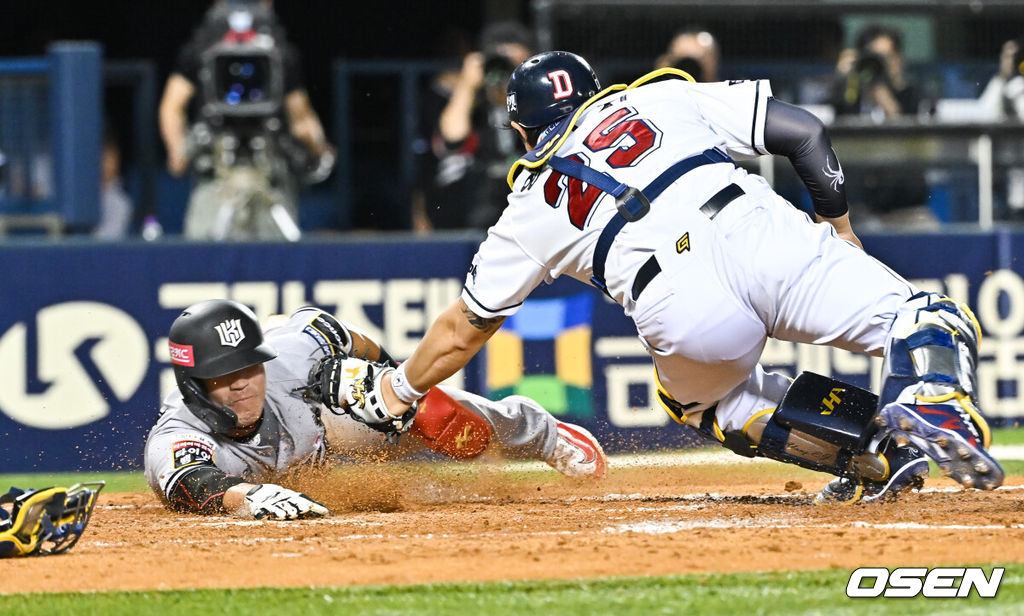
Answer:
xmin=874 ymin=292 xmax=1003 ymax=490
xmin=879 ymin=292 xmax=990 ymax=448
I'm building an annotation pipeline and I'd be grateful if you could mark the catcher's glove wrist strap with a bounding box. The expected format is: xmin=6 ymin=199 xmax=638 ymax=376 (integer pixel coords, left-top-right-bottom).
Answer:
xmin=392 ymin=363 xmax=427 ymax=404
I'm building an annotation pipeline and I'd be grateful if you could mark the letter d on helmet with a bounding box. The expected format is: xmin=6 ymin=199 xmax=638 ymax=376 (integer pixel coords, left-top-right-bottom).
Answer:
xmin=168 ymin=299 xmax=278 ymax=433
xmin=507 ymin=51 xmax=601 ymax=129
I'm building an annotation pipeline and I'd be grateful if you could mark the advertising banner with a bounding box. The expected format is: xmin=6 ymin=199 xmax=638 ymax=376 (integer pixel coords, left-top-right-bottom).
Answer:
xmin=1 ymin=232 xmax=1022 ymax=471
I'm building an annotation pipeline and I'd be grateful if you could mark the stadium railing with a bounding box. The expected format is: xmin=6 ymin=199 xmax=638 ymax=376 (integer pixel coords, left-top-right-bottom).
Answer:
xmin=0 ymin=43 xmax=102 ymax=235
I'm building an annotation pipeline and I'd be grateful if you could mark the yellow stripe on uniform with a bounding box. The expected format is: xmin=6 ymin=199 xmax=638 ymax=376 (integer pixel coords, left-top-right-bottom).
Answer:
xmin=742 ymin=408 xmax=776 ymax=438
xmin=958 ymin=301 xmax=983 ymax=343
xmin=958 ymin=394 xmax=993 ymax=449
xmin=653 ymin=369 xmax=688 ymax=425
xmin=652 ymin=368 xmax=720 ymax=439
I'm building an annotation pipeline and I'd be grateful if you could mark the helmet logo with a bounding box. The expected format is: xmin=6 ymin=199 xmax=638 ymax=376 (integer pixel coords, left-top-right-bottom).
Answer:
xmin=214 ymin=319 xmax=246 ymax=347
xmin=169 ymin=342 xmax=195 ymax=367
xmin=547 ymin=70 xmax=574 ymax=100
xmin=506 ymin=92 xmax=518 ymax=113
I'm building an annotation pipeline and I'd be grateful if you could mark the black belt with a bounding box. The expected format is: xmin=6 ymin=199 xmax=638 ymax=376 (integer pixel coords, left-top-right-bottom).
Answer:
xmin=630 ymin=183 xmax=746 ymax=301
xmin=589 ymin=148 xmax=733 ymax=295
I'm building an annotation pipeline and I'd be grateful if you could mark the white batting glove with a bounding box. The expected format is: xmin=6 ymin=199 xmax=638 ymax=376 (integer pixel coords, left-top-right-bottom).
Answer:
xmin=243 ymin=484 xmax=328 ymax=520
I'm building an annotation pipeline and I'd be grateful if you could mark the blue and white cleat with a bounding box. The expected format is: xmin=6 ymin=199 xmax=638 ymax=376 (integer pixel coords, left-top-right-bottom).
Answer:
xmin=876 ymin=402 xmax=1003 ymax=491
xmin=816 ymin=442 xmax=930 ymax=505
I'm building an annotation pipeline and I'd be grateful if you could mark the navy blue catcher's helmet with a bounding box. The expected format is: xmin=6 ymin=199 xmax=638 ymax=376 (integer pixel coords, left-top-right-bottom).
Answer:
xmin=506 ymin=51 xmax=601 ymax=129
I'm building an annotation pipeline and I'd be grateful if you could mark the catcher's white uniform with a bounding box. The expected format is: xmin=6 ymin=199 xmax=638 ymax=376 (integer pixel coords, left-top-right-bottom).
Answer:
xmin=463 ymin=78 xmax=916 ymax=432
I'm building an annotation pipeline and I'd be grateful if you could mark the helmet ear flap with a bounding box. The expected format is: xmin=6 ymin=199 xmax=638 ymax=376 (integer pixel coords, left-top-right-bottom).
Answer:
xmin=176 ymin=371 xmax=239 ymax=434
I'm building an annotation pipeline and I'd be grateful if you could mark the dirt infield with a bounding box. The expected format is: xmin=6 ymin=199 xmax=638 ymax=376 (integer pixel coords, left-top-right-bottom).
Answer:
xmin=3 ymin=461 xmax=1023 ymax=594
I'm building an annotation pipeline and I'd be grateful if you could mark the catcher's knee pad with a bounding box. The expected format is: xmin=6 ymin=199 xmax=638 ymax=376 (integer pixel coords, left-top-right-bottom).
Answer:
xmin=881 ymin=291 xmax=989 ymax=446
xmin=747 ymin=372 xmax=889 ymax=480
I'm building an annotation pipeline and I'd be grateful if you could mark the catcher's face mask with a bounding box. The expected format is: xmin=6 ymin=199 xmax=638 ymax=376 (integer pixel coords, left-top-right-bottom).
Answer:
xmin=0 ymin=482 xmax=104 ymax=557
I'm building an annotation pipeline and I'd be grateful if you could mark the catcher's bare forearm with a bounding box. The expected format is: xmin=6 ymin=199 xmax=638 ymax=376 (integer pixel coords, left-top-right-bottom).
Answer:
xmin=383 ymin=299 xmax=502 ymax=410
xmin=816 ymin=212 xmax=862 ymax=249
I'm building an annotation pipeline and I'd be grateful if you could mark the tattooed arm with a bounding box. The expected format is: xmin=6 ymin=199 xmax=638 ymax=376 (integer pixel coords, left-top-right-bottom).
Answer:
xmin=380 ymin=298 xmax=505 ymax=413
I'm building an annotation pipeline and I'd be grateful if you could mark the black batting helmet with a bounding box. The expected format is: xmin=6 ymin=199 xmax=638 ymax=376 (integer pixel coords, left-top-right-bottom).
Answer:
xmin=168 ymin=299 xmax=277 ymax=433
xmin=506 ymin=51 xmax=601 ymax=129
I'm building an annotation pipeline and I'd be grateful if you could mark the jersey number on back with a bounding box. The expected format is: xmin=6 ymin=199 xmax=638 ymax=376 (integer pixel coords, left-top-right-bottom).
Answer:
xmin=544 ymin=107 xmax=663 ymax=229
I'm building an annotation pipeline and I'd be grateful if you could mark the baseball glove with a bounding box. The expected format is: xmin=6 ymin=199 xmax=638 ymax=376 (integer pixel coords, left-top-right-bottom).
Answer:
xmin=304 ymin=355 xmax=417 ymax=437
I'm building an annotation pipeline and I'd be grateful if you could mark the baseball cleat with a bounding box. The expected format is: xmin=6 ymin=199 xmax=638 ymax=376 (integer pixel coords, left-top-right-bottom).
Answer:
xmin=548 ymin=422 xmax=607 ymax=479
xmin=815 ymin=443 xmax=929 ymax=505
xmin=876 ymin=402 xmax=1004 ymax=491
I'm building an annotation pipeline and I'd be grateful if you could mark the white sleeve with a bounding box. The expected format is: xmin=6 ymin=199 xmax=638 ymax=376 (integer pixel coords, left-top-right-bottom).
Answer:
xmin=685 ymin=79 xmax=773 ymax=156
xmin=461 ymin=227 xmax=548 ymax=318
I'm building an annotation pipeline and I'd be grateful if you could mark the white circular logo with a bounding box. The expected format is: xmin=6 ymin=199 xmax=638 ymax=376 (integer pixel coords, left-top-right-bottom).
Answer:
xmin=0 ymin=302 xmax=150 ymax=429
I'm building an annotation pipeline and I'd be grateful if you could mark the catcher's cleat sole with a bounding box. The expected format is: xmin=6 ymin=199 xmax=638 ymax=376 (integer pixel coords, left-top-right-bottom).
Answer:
xmin=877 ymin=403 xmax=1004 ymax=491
xmin=814 ymin=448 xmax=929 ymax=506
xmin=814 ymin=478 xmax=863 ymax=505
xmin=860 ymin=455 xmax=930 ymax=504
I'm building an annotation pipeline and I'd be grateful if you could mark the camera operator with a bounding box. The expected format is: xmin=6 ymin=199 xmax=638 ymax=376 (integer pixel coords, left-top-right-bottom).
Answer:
xmin=417 ymin=22 xmax=534 ymax=231
xmin=654 ymin=28 xmax=719 ymax=81
xmin=827 ymin=23 xmax=936 ymax=229
xmin=829 ymin=24 xmax=918 ymax=121
xmin=159 ymin=0 xmax=334 ymax=241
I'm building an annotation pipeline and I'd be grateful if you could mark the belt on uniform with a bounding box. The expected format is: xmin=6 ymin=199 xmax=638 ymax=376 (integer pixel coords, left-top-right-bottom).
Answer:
xmin=560 ymin=148 xmax=733 ymax=297
xmin=630 ymin=182 xmax=746 ymax=301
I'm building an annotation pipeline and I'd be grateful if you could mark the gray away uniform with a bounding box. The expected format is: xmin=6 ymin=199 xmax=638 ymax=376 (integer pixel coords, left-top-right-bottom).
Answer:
xmin=144 ymin=307 xmax=560 ymax=513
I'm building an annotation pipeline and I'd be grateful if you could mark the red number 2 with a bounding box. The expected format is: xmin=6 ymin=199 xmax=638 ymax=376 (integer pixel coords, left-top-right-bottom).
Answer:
xmin=543 ymin=107 xmax=662 ymax=229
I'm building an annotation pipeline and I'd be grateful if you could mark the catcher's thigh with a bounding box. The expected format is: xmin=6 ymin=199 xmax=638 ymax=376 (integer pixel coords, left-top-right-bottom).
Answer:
xmin=754 ymin=202 xmax=917 ymax=355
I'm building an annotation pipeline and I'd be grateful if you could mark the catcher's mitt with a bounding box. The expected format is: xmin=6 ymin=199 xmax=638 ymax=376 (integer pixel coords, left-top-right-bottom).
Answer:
xmin=0 ymin=482 xmax=104 ymax=557
xmin=303 ymin=355 xmax=416 ymax=437
xmin=302 ymin=353 xmax=350 ymax=409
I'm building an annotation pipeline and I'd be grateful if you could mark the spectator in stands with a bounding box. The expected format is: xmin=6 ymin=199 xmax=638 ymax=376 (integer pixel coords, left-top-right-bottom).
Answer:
xmin=978 ymin=37 xmax=1024 ymax=219
xmin=978 ymin=37 xmax=1024 ymax=120
xmin=654 ymin=28 xmax=720 ymax=81
xmin=414 ymin=21 xmax=534 ymax=231
xmin=159 ymin=0 xmax=333 ymax=241
xmin=827 ymin=23 xmax=938 ymax=229
xmin=829 ymin=24 xmax=919 ymax=121
xmin=93 ymin=129 xmax=134 ymax=240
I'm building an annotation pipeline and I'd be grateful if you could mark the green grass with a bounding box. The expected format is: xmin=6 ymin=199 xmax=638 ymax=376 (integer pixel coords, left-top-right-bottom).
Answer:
xmin=993 ymin=426 xmax=1024 ymax=446
xmin=0 ymin=471 xmax=148 ymax=494
xmin=1 ymin=566 xmax=1021 ymax=615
